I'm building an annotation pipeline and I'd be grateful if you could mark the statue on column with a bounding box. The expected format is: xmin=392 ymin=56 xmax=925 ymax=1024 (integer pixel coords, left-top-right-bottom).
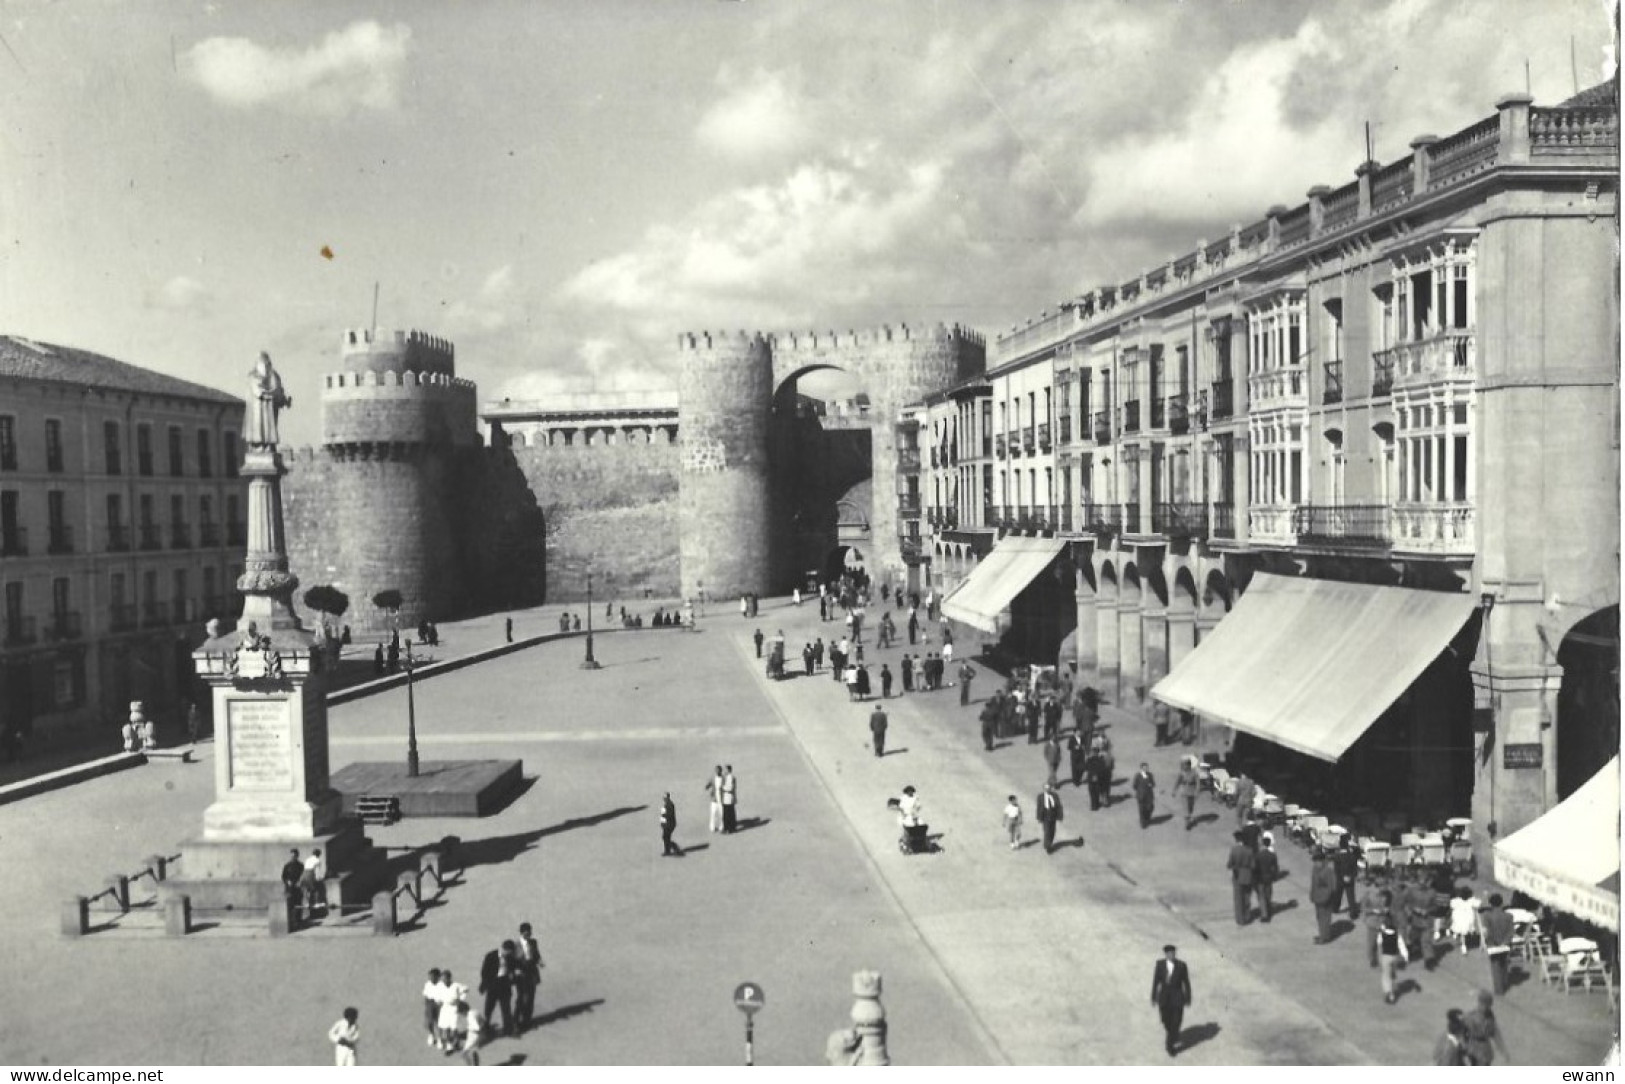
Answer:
xmin=245 ymin=351 xmax=291 ymax=450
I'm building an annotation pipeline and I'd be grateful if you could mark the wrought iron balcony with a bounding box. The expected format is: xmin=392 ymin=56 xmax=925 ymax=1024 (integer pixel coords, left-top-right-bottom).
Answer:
xmin=226 ymin=521 xmax=246 ymax=547
xmin=1093 ymin=410 xmax=1112 ymax=444
xmin=170 ymin=523 xmax=191 ymax=549
xmin=897 ymin=494 xmax=921 ymax=516
xmin=142 ymin=600 xmax=169 ymax=628
xmin=1150 ymin=399 xmax=1166 ymax=429
xmin=107 ymin=524 xmax=131 ymax=552
xmin=1082 ymin=502 xmax=1123 ymax=534
xmin=994 ymin=434 xmax=1007 ymax=459
xmin=1122 ymin=399 xmax=1142 ymax=434
xmin=1210 ymin=381 xmax=1234 ymax=419
xmin=110 ymin=604 xmax=138 ymax=633
xmin=139 ymin=523 xmax=162 ymax=551
xmin=1 ymin=524 xmax=27 ymax=556
xmin=4 ymin=616 xmax=35 ymax=647
xmin=0 ymin=445 xmax=15 ymax=471
xmin=199 ymin=522 xmax=221 ymax=547
xmin=46 ymin=522 xmax=73 ymax=554
xmin=1022 ymin=426 xmax=1036 ymax=454
xmin=1037 ymin=423 xmax=1051 ymax=452
xmin=1293 ymin=504 xmax=1391 ymax=548
xmin=1153 ymin=502 xmax=1209 ymax=540
xmin=1391 ymin=502 xmax=1475 ymax=555
xmin=942 ymin=505 xmax=959 ymax=529
xmin=1323 ymin=360 xmax=1344 ymax=405
xmin=1212 ymin=501 xmax=1236 ymax=539
xmin=1167 ymin=393 xmax=1189 ymax=435
xmin=1122 ymin=501 xmax=1142 ymax=533
xmin=1372 ymin=353 xmax=1395 ymax=397
xmin=1059 ymin=505 xmax=1073 ymax=531
xmin=45 ymin=611 xmax=82 ymax=641
xmin=898 ymin=448 xmax=922 ymax=471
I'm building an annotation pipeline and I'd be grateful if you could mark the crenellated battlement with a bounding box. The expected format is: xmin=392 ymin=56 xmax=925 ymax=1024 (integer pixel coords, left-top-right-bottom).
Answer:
xmin=677 ymin=322 xmax=985 ymax=352
xmin=321 ymin=369 xmax=477 ymax=393
xmin=341 ymin=327 xmax=457 ymax=377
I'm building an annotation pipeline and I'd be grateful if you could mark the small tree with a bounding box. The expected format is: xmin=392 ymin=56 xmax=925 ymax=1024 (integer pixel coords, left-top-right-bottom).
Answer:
xmin=372 ymin=588 xmax=403 ymax=631
xmin=303 ymin=584 xmax=350 ymax=636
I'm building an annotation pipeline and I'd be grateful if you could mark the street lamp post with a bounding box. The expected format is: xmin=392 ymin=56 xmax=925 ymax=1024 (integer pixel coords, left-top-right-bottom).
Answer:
xmin=581 ymin=571 xmax=601 ymax=670
xmin=404 ymin=639 xmax=420 ymax=777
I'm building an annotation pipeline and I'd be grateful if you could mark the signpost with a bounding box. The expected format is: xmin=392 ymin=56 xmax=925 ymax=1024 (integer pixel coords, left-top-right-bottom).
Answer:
xmin=733 ymin=981 xmax=765 ymax=1066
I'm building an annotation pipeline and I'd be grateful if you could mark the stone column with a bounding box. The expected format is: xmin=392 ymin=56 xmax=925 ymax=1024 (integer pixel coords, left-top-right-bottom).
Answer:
xmin=1074 ymin=568 xmax=1098 ymax=686
xmin=1166 ymin=611 xmax=1196 ymax=675
xmin=1095 ymin=593 xmax=1120 ymax=696
xmin=1118 ymin=596 xmax=1143 ymax=705
xmin=1142 ymin=607 xmax=1169 ymax=709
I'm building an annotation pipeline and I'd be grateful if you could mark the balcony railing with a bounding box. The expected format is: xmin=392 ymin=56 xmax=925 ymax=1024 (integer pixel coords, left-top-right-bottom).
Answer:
xmin=1248 ymin=506 xmax=1297 ymax=545
xmin=1152 ymin=501 xmax=1209 ymax=540
xmin=138 ymin=523 xmax=162 ymax=551
xmin=142 ymin=601 xmax=169 ymax=628
xmin=1324 ymin=360 xmax=1344 ymax=404
xmin=981 ymin=504 xmax=997 ymax=526
xmin=1058 ymin=415 xmax=1071 ymax=443
xmin=897 ymin=495 xmax=921 ymax=516
xmin=170 ymin=523 xmax=191 ymax=549
xmin=1392 ymin=502 xmax=1475 ymax=555
xmin=898 ymin=448 xmax=921 ymax=472
xmin=1167 ymin=393 xmax=1189 ymax=435
xmin=1212 ymin=501 xmax=1236 ymax=539
xmin=994 ymin=434 xmax=1007 ymax=459
xmin=1059 ymin=505 xmax=1073 ymax=531
xmin=0 ymin=445 xmax=15 ymax=471
xmin=1211 ymin=381 xmax=1234 ymax=419
xmin=1293 ymin=504 xmax=1391 ymax=548
xmin=199 ymin=522 xmax=221 ymax=547
xmin=1037 ymin=422 xmax=1051 ymax=452
xmin=109 ymin=603 xmax=137 ymax=633
xmin=47 ymin=523 xmax=74 ymax=554
xmin=107 ymin=524 xmax=131 ymax=552
xmin=1121 ymin=501 xmax=1142 ymax=533
xmin=4 ymin=616 xmax=36 ymax=647
xmin=226 ymin=521 xmax=246 ymax=547
xmin=1093 ymin=410 xmax=1112 ymax=444
xmin=1122 ymin=399 xmax=1142 ymax=434
xmin=942 ymin=505 xmax=959 ymax=529
xmin=1248 ymin=365 xmax=1307 ymax=406
xmin=1082 ymin=502 xmax=1123 ymax=534
xmin=1 ymin=524 xmax=27 ymax=556
xmin=45 ymin=611 xmax=83 ymax=641
xmin=171 ymin=599 xmax=193 ymax=626
xmin=1150 ymin=398 xmax=1166 ymax=429
xmin=1373 ymin=353 xmax=1394 ymax=397
xmin=1385 ymin=330 xmax=1475 ymax=390
xmin=1022 ymin=426 xmax=1036 ymax=454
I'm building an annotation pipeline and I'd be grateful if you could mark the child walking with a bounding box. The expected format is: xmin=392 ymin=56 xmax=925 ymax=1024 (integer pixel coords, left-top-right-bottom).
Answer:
xmin=421 ymin=968 xmax=444 ymax=1047
xmin=1003 ymin=795 xmax=1024 ymax=850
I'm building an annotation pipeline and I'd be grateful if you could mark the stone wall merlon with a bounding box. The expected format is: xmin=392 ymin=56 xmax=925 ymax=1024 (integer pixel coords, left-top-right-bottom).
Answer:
xmin=323 ymin=371 xmax=475 ymax=393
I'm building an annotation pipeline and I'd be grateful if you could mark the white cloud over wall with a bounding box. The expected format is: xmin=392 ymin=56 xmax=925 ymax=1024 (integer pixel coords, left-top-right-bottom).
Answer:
xmin=184 ymin=21 xmax=412 ymax=116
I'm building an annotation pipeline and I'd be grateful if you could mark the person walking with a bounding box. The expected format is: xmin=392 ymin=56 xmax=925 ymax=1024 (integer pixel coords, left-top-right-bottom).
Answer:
xmin=1447 ymin=886 xmax=1480 ymax=955
xmin=660 ymin=792 xmax=680 ymax=856
xmin=1310 ymin=849 xmax=1339 ymax=943
xmin=460 ymin=1003 xmax=485 ymax=1066
xmin=979 ymin=700 xmax=998 ymax=752
xmin=959 ymin=662 xmax=976 ymax=705
xmin=1067 ymin=729 xmax=1087 ymax=788
xmin=900 ymin=654 xmax=914 ymax=693
xmin=721 ymin=765 xmax=738 ymax=833
xmin=505 ymin=616 xmax=513 ymax=643
xmin=1463 ymin=990 xmax=1511 ymax=1065
xmin=281 ymin=848 xmax=304 ymax=923
xmin=706 ymin=766 xmax=725 ymax=833
xmin=327 ymin=1007 xmax=360 ymax=1066
xmin=1226 ymin=831 xmax=1257 ymax=925
xmin=869 ymin=704 xmax=889 ymax=758
xmin=421 ymin=969 xmax=445 ymax=1047
xmin=880 ymin=663 xmax=893 ymax=698
xmin=435 ymin=972 xmax=463 ymax=1051
xmin=479 ymin=940 xmax=517 ymax=1036
xmin=1479 ymin=894 xmax=1515 ymax=995
xmin=907 ymin=609 xmax=918 ymax=645
xmin=753 ymin=628 xmax=764 ymax=658
xmin=803 ymin=642 xmax=815 ymax=677
xmin=1132 ymin=762 xmax=1156 ymax=829
xmin=1232 ymin=773 xmax=1255 ymax=828
xmin=514 ymin=923 xmax=543 ymax=1030
xmin=1360 ymin=884 xmax=1393 ymax=968
xmin=1025 ymin=695 xmax=1041 ymax=745
xmin=1042 ymin=734 xmax=1062 ymax=788
xmin=1255 ymin=832 xmax=1280 ymax=922
xmin=855 ymin=664 xmax=871 ymax=700
xmin=1035 ymin=783 xmax=1064 ymax=854
xmin=1043 ymin=696 xmax=1063 ymax=742
xmin=1377 ymin=908 xmax=1410 ymax=1003
xmin=1002 ymin=795 xmax=1023 ymax=850
xmin=1333 ymin=836 xmax=1362 ymax=918
xmin=1150 ymin=945 xmax=1192 ymax=1057
xmin=1085 ymin=744 xmax=1112 ymax=810
xmin=1433 ymin=1009 xmax=1471 ymax=1065
xmin=1172 ymin=756 xmax=1200 ymax=830
xmin=300 ymin=848 xmax=325 ymax=920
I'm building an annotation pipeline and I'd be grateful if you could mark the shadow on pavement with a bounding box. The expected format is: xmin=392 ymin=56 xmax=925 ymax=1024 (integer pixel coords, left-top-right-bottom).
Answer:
xmin=528 ymin=999 xmax=605 ymax=1031
xmin=733 ymin=817 xmax=772 ymax=832
xmin=455 ymin=805 xmax=648 ymax=869
xmin=498 ymin=1054 xmax=529 ymax=1066
xmin=1180 ymin=1022 xmax=1221 ymax=1050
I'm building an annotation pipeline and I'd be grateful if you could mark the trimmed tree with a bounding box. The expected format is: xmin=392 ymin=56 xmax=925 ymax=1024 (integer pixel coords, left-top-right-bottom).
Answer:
xmin=303 ymin=584 xmax=350 ymax=636
xmin=372 ymin=588 xmax=403 ymax=631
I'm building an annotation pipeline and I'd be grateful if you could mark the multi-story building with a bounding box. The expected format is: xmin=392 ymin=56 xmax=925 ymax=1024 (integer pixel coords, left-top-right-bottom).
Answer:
xmin=927 ymin=85 xmax=1618 ymax=881
xmin=0 ymin=336 xmax=245 ymax=747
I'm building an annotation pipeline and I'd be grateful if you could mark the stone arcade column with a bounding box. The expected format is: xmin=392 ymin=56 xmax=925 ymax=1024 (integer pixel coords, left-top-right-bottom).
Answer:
xmin=1095 ymin=594 xmax=1120 ymax=697
xmin=1142 ymin=607 xmax=1169 ymax=705
xmin=171 ymin=353 xmax=380 ymax=913
xmin=1073 ymin=568 xmax=1098 ymax=686
xmin=1118 ymin=599 xmax=1144 ymax=705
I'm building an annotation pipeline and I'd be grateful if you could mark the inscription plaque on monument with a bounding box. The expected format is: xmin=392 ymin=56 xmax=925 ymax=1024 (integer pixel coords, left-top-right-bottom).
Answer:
xmin=227 ymin=699 xmax=296 ymax=792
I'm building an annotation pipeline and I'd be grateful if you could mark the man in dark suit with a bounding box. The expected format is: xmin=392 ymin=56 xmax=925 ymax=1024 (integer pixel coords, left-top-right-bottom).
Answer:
xmin=1035 ymin=783 xmax=1064 ymax=854
xmin=869 ymin=704 xmax=888 ymax=758
xmin=1132 ymin=762 xmax=1157 ymax=829
xmin=479 ymin=940 xmax=517 ymax=1036
xmin=1255 ymin=833 xmax=1281 ymax=922
xmin=279 ymin=849 xmax=304 ymax=924
xmin=1150 ymin=944 xmax=1192 ymax=1056
xmin=1226 ymin=831 xmax=1257 ymax=925
xmin=660 ymin=792 xmax=680 ymax=856
xmin=1310 ymin=849 xmax=1340 ymax=944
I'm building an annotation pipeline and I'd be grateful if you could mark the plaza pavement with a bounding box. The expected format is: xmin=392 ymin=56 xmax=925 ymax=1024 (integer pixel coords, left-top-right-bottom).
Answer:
xmin=738 ymin=594 xmax=1619 ymax=1065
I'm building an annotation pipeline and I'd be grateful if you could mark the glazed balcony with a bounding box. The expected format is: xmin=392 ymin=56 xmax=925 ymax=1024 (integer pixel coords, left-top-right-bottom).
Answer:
xmin=1248 ymin=505 xmax=1297 ymax=545
xmin=1392 ymin=502 xmax=1475 ymax=555
xmin=1372 ymin=353 xmax=1395 ymax=397
xmin=1293 ymin=504 xmax=1391 ymax=548
xmin=1022 ymin=426 xmax=1036 ymax=454
xmin=1152 ymin=501 xmax=1208 ymax=540
xmin=897 ymin=448 xmax=921 ymax=472
xmin=1248 ymin=365 xmax=1307 ymax=408
xmin=1385 ymin=330 xmax=1475 ymax=390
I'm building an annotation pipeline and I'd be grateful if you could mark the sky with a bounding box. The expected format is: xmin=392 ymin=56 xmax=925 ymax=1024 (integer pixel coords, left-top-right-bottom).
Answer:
xmin=0 ymin=0 xmax=1616 ymax=448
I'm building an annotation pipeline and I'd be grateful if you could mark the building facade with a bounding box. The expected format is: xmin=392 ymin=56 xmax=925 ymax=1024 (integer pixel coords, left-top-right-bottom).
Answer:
xmin=0 ymin=336 xmax=246 ymax=747
xmin=914 ymin=86 xmax=1619 ymax=850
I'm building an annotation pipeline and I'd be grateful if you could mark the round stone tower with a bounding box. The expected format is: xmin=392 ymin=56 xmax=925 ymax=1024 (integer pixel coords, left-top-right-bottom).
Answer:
xmin=321 ymin=328 xmax=478 ymax=632
xmin=678 ymin=331 xmax=773 ymax=602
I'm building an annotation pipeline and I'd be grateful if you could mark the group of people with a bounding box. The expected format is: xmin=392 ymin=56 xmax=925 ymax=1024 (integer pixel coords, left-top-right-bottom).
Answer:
xmin=657 ymin=765 xmax=745 ymax=856
xmin=279 ymin=847 xmax=326 ymax=923
xmin=407 ymin=925 xmax=544 ymax=1066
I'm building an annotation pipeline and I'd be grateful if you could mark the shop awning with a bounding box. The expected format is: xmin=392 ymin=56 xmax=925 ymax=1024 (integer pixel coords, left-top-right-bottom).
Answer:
xmin=1151 ymin=573 xmax=1476 ymax=762
xmin=1494 ymin=758 xmax=1620 ymax=932
xmin=940 ymin=535 xmax=1066 ymax=634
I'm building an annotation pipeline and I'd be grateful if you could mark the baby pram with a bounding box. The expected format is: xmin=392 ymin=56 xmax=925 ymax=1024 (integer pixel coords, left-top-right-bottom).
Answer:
xmin=887 ymin=796 xmax=937 ymax=854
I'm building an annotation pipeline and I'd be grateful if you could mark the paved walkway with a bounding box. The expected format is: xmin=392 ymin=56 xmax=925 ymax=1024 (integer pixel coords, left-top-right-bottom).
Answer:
xmin=732 ymin=594 xmax=1618 ymax=1065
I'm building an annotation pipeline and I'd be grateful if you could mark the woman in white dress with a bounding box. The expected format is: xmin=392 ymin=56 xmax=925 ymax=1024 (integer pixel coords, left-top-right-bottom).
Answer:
xmin=1447 ymin=887 xmax=1481 ymax=954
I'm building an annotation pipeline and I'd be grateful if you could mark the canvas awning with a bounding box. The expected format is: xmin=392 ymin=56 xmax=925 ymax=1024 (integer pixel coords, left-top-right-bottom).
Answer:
xmin=1494 ymin=758 xmax=1620 ymax=932
xmin=1151 ymin=573 xmax=1476 ymax=762
xmin=940 ymin=535 xmax=1066 ymax=634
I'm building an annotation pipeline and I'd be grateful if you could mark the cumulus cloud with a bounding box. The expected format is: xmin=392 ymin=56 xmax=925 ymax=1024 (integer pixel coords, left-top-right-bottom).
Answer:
xmin=696 ymin=68 xmax=811 ymax=160
xmin=184 ymin=21 xmax=411 ymax=116
xmin=147 ymin=275 xmax=211 ymax=312
xmin=444 ymin=265 xmax=521 ymax=334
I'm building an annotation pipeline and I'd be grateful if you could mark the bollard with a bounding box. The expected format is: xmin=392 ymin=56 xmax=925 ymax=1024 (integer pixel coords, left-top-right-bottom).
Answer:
xmin=60 ymin=896 xmax=89 ymax=937
xmin=851 ymin=970 xmax=889 ymax=1066
xmin=371 ymin=890 xmax=396 ymax=936
xmin=163 ymin=894 xmax=191 ymax=937
xmin=102 ymin=874 xmax=130 ymax=913
xmin=396 ymin=869 xmax=420 ymax=909
xmin=268 ymin=897 xmax=293 ymax=937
